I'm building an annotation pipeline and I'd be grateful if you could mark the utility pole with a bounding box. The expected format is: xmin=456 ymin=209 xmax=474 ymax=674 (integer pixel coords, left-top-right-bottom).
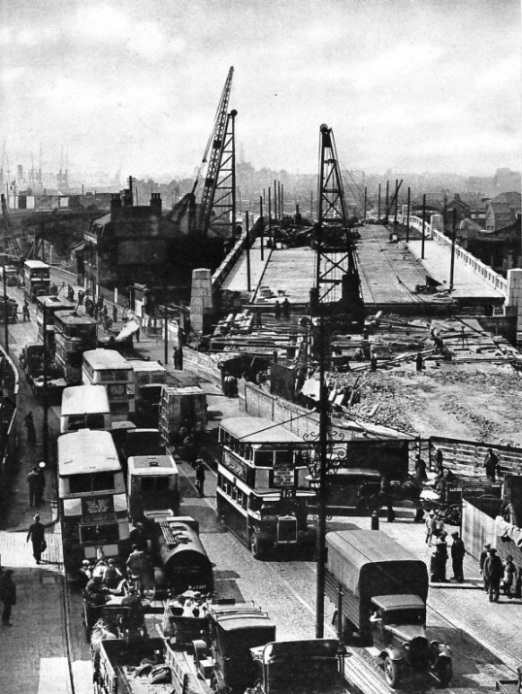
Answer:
xmin=406 ymin=186 xmax=411 ymax=242
xmin=393 ymin=179 xmax=399 ymax=226
xmin=378 ymin=184 xmax=381 ymax=221
xmin=363 ymin=186 xmax=367 ymax=222
xmin=385 ymin=180 xmax=389 ymax=222
xmin=259 ymin=196 xmax=264 ymax=261
xmin=421 ymin=193 xmax=426 ymax=260
xmin=164 ymin=273 xmax=169 ymax=365
xmin=310 ymin=191 xmax=314 ymax=218
xmin=42 ymin=308 xmax=49 ymax=465
xmin=449 ymin=208 xmax=457 ymax=291
xmin=246 ymin=211 xmax=251 ymax=292
xmin=273 ymin=180 xmax=277 ymax=221
xmin=281 ymin=183 xmax=284 ymax=218
xmin=268 ymin=187 xmax=272 ymax=246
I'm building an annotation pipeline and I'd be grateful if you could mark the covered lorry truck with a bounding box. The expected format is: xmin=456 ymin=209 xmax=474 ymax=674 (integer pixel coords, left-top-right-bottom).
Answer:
xmin=325 ymin=529 xmax=452 ymax=688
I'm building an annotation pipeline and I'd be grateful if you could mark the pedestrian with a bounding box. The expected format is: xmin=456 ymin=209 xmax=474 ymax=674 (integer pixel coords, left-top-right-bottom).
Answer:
xmin=430 ymin=541 xmax=447 ymax=583
xmin=484 ymin=448 xmax=500 ymax=483
xmin=222 ymin=371 xmax=230 ymax=397
xmin=514 ymin=567 xmax=522 ymax=599
xmin=379 ymin=475 xmax=395 ymax=523
xmin=195 ymin=459 xmax=206 ymax=497
xmin=282 ymin=297 xmax=291 ymax=320
xmin=26 ymin=513 xmax=46 ymax=564
xmin=450 ymin=531 xmax=466 ymax=582
xmin=414 ymin=455 xmax=428 ymax=484
xmin=425 ymin=510 xmax=436 ymax=546
xmin=173 ymin=347 xmax=183 ymax=370
xmin=433 ymin=511 xmax=445 ymax=539
xmin=274 ymin=301 xmax=281 ymax=320
xmin=0 ymin=569 xmax=16 ymax=626
xmin=22 ymin=299 xmax=30 ymax=321
xmin=67 ymin=285 xmax=75 ymax=302
xmin=370 ymin=351 xmax=378 ymax=372
xmin=183 ymin=432 xmax=196 ymax=467
xmin=502 ymin=554 xmax=516 ymax=598
xmin=432 ymin=531 xmax=448 ymax=583
xmin=415 ymin=351 xmax=424 ymax=372
xmin=479 ymin=543 xmax=491 ymax=593
xmin=112 ymin=305 xmax=118 ymax=323
xmin=78 ymin=289 xmax=84 ymax=305
xmin=227 ymin=373 xmax=238 ymax=398
xmin=484 ymin=547 xmax=504 ymax=602
xmin=129 ymin=522 xmax=148 ymax=552
xmin=26 ymin=466 xmax=40 ymax=507
xmin=36 ymin=462 xmax=46 ymax=506
xmin=24 ymin=411 xmax=37 ymax=445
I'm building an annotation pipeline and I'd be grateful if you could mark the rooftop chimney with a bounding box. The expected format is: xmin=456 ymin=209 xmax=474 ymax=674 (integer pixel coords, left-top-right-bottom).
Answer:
xmin=150 ymin=192 xmax=162 ymax=217
xmin=110 ymin=193 xmax=122 ymax=219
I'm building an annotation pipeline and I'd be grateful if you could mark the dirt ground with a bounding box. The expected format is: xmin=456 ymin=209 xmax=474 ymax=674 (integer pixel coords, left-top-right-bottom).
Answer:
xmin=332 ymin=318 xmax=522 ymax=447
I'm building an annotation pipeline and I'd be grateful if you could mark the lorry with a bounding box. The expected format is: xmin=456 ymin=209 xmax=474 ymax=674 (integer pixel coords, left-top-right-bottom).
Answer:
xmin=93 ymin=633 xmax=212 ymax=694
xmin=247 ymin=639 xmax=349 ymax=694
xmin=128 ymin=359 xmax=167 ymax=428
xmin=20 ymin=342 xmax=66 ymax=403
xmin=192 ymin=601 xmax=277 ymax=694
xmin=325 ymin=529 xmax=452 ymax=689
xmin=127 ymin=454 xmax=180 ymax=524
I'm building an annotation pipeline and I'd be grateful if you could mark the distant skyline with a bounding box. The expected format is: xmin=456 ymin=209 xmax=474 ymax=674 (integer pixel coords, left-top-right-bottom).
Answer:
xmin=1 ymin=0 xmax=520 ymax=180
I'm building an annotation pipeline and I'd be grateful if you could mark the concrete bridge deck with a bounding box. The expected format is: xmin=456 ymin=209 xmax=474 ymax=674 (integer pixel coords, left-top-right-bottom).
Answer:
xmin=222 ymin=224 xmax=505 ymax=312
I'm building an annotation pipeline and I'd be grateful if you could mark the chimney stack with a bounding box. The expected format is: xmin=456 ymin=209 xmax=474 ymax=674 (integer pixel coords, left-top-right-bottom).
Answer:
xmin=150 ymin=192 xmax=162 ymax=217
xmin=110 ymin=193 xmax=122 ymax=219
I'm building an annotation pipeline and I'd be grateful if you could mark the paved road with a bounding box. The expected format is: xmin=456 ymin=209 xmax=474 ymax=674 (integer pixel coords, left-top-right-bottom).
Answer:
xmin=1 ymin=278 xmax=521 ymax=693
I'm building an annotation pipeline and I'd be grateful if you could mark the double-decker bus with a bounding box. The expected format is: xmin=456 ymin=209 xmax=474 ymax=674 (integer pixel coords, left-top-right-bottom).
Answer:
xmin=0 ymin=264 xmax=19 ymax=286
xmin=54 ymin=310 xmax=98 ymax=385
xmin=35 ymin=295 xmax=75 ymax=348
xmin=24 ymin=259 xmax=50 ymax=301
xmin=60 ymin=384 xmax=112 ymax=434
xmin=216 ymin=416 xmax=316 ymax=559
xmin=82 ymin=348 xmax=135 ymax=422
xmin=58 ymin=429 xmax=129 ymax=574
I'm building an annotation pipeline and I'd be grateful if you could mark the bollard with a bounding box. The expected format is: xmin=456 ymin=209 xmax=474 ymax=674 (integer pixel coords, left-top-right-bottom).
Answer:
xmin=371 ymin=510 xmax=379 ymax=530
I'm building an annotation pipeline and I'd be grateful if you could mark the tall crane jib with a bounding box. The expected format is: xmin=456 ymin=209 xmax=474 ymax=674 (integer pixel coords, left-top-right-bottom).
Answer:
xmin=197 ymin=67 xmax=237 ymax=238
xmin=314 ymin=123 xmax=365 ymax=331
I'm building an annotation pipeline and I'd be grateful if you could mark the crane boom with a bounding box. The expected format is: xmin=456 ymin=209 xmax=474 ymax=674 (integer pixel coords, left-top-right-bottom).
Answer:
xmin=197 ymin=67 xmax=235 ymax=236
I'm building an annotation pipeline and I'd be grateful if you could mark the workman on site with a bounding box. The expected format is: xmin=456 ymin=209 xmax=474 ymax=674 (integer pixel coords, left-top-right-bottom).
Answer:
xmin=484 ymin=448 xmax=500 ymax=483
xmin=84 ymin=574 xmax=109 ymax=605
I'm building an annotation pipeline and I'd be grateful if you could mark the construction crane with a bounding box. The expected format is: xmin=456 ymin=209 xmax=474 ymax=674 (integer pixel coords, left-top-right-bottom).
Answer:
xmin=197 ymin=66 xmax=236 ymax=237
xmin=312 ymin=124 xmax=365 ymax=331
xmin=168 ymin=68 xmax=236 ymax=238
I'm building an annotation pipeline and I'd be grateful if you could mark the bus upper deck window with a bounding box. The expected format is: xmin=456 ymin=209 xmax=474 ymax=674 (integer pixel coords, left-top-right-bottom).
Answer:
xmin=254 ymin=450 xmax=273 ymax=467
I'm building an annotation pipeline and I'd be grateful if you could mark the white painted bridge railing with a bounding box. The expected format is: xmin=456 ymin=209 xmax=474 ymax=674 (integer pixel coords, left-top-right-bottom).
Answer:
xmin=400 ymin=214 xmax=508 ymax=296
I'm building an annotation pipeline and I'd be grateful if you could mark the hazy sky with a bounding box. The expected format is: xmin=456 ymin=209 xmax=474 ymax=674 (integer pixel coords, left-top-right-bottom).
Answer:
xmin=1 ymin=0 xmax=520 ymax=180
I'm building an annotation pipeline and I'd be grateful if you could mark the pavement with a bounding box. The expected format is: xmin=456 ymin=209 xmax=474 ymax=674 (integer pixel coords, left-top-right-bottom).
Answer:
xmin=0 ymin=275 xmax=521 ymax=692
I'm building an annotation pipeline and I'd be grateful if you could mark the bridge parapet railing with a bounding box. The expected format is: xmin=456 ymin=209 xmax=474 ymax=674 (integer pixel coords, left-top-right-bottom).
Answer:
xmin=401 ymin=214 xmax=508 ymax=295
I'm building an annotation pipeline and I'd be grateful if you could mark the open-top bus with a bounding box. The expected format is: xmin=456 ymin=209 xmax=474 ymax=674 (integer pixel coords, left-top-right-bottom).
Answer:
xmin=217 ymin=416 xmax=316 ymax=559
xmin=82 ymin=348 xmax=135 ymax=422
xmin=24 ymin=259 xmax=50 ymax=301
xmin=58 ymin=429 xmax=129 ymax=576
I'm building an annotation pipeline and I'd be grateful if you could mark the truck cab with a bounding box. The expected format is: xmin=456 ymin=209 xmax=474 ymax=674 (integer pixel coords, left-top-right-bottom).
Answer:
xmin=249 ymin=639 xmax=348 ymax=693
xmin=193 ymin=602 xmax=276 ymax=693
xmin=368 ymin=594 xmax=448 ymax=686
